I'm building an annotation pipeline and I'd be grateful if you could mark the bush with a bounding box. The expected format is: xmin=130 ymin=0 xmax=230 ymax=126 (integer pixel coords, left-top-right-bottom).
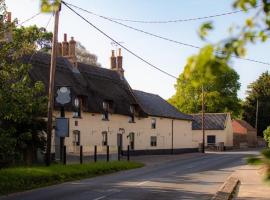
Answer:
xmin=0 ymin=161 xmax=143 ymax=195
xmin=263 ymin=126 xmax=270 ymax=147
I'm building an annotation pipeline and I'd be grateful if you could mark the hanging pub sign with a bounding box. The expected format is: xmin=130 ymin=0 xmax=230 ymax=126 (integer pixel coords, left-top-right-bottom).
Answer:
xmin=55 ymin=86 xmax=72 ymax=106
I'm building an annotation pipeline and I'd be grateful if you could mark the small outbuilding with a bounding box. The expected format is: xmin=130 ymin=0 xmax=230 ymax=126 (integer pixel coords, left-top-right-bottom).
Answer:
xmin=232 ymin=119 xmax=257 ymax=148
xmin=191 ymin=113 xmax=233 ymax=149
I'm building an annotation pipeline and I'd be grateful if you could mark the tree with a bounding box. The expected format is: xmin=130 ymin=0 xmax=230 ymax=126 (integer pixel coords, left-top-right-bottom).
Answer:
xmin=242 ymin=72 xmax=270 ymax=136
xmin=169 ymin=45 xmax=241 ymax=117
xmin=76 ymin=41 xmax=101 ymax=66
xmin=0 ymin=5 xmax=49 ymax=166
xmin=263 ymin=126 xmax=270 ymax=147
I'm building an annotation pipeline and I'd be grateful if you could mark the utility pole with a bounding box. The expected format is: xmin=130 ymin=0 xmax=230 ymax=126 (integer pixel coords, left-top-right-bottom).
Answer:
xmin=255 ymin=99 xmax=259 ymax=130
xmin=46 ymin=3 xmax=61 ymax=166
xmin=202 ymin=85 xmax=205 ymax=153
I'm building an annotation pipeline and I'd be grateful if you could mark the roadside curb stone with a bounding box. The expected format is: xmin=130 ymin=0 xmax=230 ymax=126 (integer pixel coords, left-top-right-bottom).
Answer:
xmin=212 ymin=175 xmax=240 ymax=200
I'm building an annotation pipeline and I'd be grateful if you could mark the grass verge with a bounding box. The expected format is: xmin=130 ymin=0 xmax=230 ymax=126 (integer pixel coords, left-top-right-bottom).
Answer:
xmin=0 ymin=161 xmax=144 ymax=195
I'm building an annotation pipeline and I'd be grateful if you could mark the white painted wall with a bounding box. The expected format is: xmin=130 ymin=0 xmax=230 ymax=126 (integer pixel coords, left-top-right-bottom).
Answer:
xmin=52 ymin=111 xmax=195 ymax=153
xmin=191 ymin=114 xmax=233 ymax=147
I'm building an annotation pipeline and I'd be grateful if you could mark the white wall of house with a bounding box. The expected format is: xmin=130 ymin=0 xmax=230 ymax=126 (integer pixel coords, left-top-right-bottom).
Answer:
xmin=52 ymin=111 xmax=195 ymax=153
xmin=191 ymin=114 xmax=233 ymax=147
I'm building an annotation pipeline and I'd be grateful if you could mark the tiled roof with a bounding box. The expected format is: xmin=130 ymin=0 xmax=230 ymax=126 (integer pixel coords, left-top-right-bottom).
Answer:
xmin=192 ymin=113 xmax=228 ymax=130
xmin=133 ymin=90 xmax=192 ymax=120
xmin=233 ymin=119 xmax=256 ymax=132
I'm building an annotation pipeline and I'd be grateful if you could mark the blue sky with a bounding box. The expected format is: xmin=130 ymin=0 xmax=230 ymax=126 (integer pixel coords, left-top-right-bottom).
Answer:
xmin=5 ymin=0 xmax=270 ymax=100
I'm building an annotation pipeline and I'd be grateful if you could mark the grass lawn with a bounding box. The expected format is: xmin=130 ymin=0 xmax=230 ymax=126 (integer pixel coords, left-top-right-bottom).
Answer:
xmin=0 ymin=161 xmax=144 ymax=195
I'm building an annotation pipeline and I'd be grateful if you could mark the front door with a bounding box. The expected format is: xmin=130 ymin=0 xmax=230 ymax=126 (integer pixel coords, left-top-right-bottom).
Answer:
xmin=129 ymin=132 xmax=135 ymax=150
xmin=117 ymin=134 xmax=123 ymax=150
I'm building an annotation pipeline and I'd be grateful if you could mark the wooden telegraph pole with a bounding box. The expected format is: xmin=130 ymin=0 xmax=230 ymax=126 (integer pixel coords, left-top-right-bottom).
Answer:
xmin=255 ymin=99 xmax=259 ymax=130
xmin=46 ymin=3 xmax=61 ymax=166
xmin=202 ymin=85 xmax=205 ymax=153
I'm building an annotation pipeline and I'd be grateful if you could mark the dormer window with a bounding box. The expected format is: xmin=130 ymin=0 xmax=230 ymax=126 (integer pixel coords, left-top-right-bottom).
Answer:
xmin=151 ymin=118 xmax=156 ymax=129
xmin=73 ymin=97 xmax=81 ymax=118
xmin=102 ymin=101 xmax=110 ymax=121
xmin=129 ymin=105 xmax=135 ymax=123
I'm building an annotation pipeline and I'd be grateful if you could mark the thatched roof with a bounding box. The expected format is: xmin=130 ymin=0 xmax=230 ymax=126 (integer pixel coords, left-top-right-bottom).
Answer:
xmin=24 ymin=52 xmax=190 ymax=119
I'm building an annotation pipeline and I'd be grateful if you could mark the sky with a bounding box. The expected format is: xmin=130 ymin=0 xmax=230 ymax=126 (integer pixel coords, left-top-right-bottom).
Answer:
xmin=5 ymin=0 xmax=270 ymax=100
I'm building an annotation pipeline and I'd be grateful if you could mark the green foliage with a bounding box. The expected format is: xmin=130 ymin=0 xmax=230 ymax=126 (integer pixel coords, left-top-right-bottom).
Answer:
xmin=13 ymin=26 xmax=52 ymax=53
xmin=169 ymin=45 xmax=241 ymax=116
xmin=41 ymin=0 xmax=61 ymax=13
xmin=242 ymin=72 xmax=270 ymax=136
xmin=199 ymin=22 xmax=213 ymax=40
xmin=264 ymin=126 xmax=270 ymax=147
xmin=0 ymin=13 xmax=51 ymax=166
xmin=0 ymin=161 xmax=144 ymax=194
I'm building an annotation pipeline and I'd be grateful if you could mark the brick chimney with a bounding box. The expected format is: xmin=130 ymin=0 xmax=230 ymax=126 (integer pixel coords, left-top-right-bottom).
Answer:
xmin=68 ymin=36 xmax=77 ymax=67
xmin=110 ymin=50 xmax=117 ymax=69
xmin=116 ymin=48 xmax=124 ymax=77
xmin=5 ymin=12 xmax=12 ymax=42
xmin=62 ymin=33 xmax=69 ymax=56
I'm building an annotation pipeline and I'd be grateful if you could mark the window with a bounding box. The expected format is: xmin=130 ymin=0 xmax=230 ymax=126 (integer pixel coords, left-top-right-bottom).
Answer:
xmin=73 ymin=130 xmax=80 ymax=146
xmin=74 ymin=120 xmax=78 ymax=126
xmin=102 ymin=101 xmax=109 ymax=121
xmin=128 ymin=116 xmax=135 ymax=123
xmin=151 ymin=118 xmax=156 ymax=129
xmin=73 ymin=97 xmax=81 ymax=118
xmin=150 ymin=136 xmax=157 ymax=147
xmin=207 ymin=135 xmax=216 ymax=146
xmin=129 ymin=105 xmax=136 ymax=123
xmin=102 ymin=131 xmax=108 ymax=146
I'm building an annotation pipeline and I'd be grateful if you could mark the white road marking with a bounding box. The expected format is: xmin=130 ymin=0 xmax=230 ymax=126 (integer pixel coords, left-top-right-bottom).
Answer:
xmin=137 ymin=181 xmax=149 ymax=186
xmin=93 ymin=196 xmax=106 ymax=200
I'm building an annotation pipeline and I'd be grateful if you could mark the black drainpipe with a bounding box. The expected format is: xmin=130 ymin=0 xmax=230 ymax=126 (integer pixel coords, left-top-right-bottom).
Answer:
xmin=171 ymin=119 xmax=174 ymax=154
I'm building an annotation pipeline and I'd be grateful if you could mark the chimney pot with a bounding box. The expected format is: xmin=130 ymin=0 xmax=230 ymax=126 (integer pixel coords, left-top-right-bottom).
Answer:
xmin=64 ymin=33 xmax=67 ymax=42
xmin=110 ymin=50 xmax=117 ymax=69
xmin=62 ymin=33 xmax=69 ymax=56
xmin=118 ymin=48 xmax=121 ymax=56
xmin=116 ymin=48 xmax=124 ymax=77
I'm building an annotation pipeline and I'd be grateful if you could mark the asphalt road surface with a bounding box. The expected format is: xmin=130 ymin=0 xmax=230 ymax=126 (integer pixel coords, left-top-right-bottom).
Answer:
xmin=1 ymin=149 xmax=260 ymax=200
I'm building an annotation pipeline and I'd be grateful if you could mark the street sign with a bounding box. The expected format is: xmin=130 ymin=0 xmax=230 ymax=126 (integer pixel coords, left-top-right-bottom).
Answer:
xmin=55 ymin=118 xmax=69 ymax=137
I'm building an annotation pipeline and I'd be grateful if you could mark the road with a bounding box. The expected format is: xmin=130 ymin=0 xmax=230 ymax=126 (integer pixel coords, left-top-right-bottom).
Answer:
xmin=1 ymin=149 xmax=260 ymax=200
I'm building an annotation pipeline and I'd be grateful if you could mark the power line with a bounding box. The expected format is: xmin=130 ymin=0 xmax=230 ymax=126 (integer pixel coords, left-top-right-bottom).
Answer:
xmin=18 ymin=12 xmax=41 ymax=26
xmin=63 ymin=1 xmax=270 ymax=66
xmin=64 ymin=2 xmax=260 ymax=24
xmin=62 ymin=1 xmax=178 ymax=79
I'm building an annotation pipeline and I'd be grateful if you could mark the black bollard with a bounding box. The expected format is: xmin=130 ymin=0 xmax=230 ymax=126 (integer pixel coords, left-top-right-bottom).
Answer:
xmin=106 ymin=145 xmax=109 ymax=162
xmin=63 ymin=145 xmax=66 ymax=165
xmin=118 ymin=146 xmax=121 ymax=161
xmin=80 ymin=145 xmax=83 ymax=164
xmin=94 ymin=145 xmax=97 ymax=162
xmin=127 ymin=145 xmax=130 ymax=161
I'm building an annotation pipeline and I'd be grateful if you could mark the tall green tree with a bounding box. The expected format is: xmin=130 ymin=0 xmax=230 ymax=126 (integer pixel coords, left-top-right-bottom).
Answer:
xmin=0 ymin=4 xmax=51 ymax=166
xmin=242 ymin=72 xmax=270 ymax=136
xmin=169 ymin=45 xmax=241 ymax=116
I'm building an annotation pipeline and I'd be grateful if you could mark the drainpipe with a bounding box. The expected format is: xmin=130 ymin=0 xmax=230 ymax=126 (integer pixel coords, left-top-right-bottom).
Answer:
xmin=171 ymin=119 xmax=174 ymax=154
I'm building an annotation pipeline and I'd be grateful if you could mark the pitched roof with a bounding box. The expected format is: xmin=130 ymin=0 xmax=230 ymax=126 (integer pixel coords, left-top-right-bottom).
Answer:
xmin=192 ymin=113 xmax=228 ymax=130
xmin=133 ymin=90 xmax=192 ymax=120
xmin=23 ymin=52 xmax=142 ymax=116
xmin=233 ymin=119 xmax=256 ymax=131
